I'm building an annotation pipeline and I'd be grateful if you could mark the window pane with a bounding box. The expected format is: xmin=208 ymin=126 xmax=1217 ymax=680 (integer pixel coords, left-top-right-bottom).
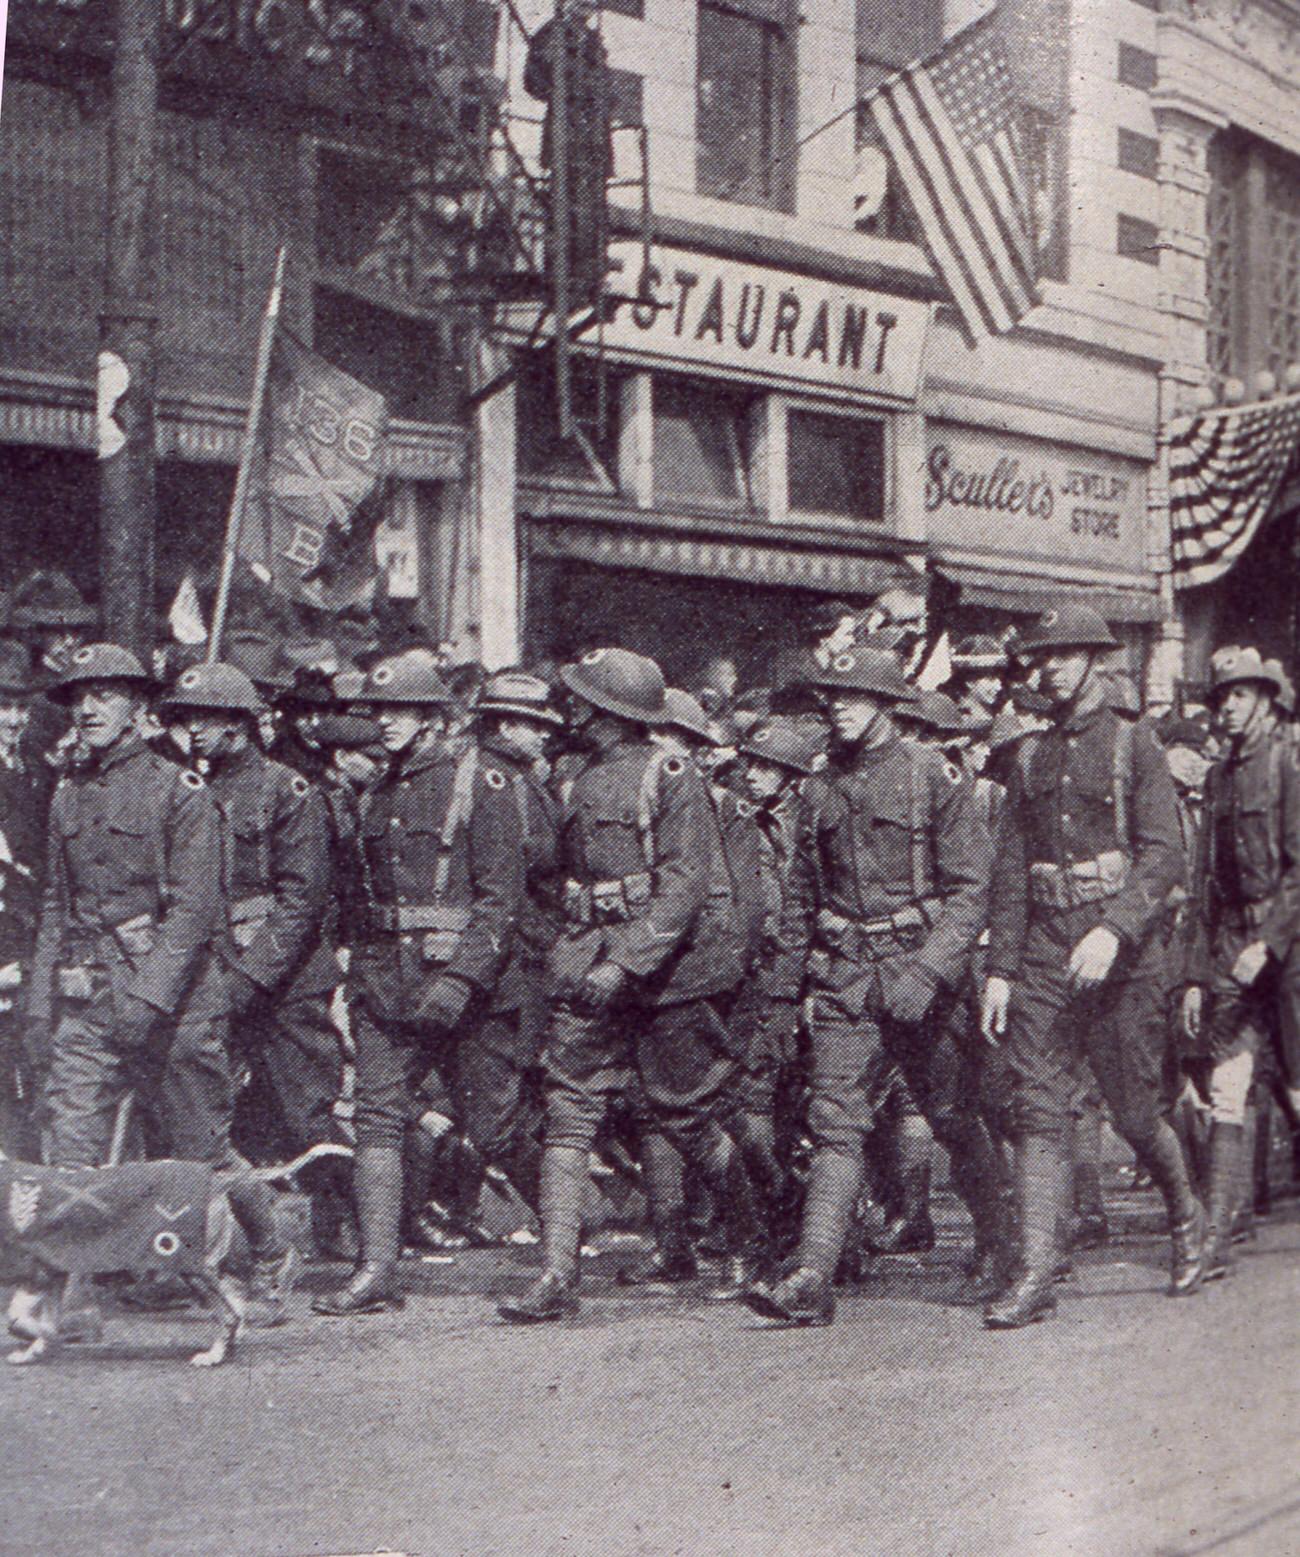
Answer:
xmin=517 ymin=355 xmax=621 ymax=484
xmin=654 ymin=378 xmax=752 ymax=504
xmin=697 ymin=3 xmax=793 ymax=211
xmin=788 ymin=410 xmax=884 ymax=520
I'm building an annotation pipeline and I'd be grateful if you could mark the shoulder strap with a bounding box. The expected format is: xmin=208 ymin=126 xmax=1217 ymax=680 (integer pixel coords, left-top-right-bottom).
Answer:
xmin=434 ymin=746 xmax=478 ymax=899
xmin=908 ymin=743 xmax=930 ymax=901
xmin=637 ymin=746 xmax=669 ymax=870
xmin=1113 ymin=717 xmax=1135 ymax=854
xmin=510 ymin=771 xmax=531 ymax=838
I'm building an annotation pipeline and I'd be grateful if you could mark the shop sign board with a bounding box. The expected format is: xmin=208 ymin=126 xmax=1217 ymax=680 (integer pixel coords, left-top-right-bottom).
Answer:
xmin=924 ymin=423 xmax=1150 ymax=573
xmin=600 ymin=241 xmax=930 ymax=402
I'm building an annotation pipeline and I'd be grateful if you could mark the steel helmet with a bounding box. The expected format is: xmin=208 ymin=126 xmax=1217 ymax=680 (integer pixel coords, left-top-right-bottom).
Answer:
xmin=803 ymin=646 xmax=919 ymax=703
xmin=161 ymin=661 xmax=263 ymax=717
xmin=1015 ymin=603 xmax=1119 ymax=656
xmin=662 ymin=688 xmax=720 ymax=745
xmin=560 ymin=648 xmax=667 ymax=723
xmin=47 ymin=642 xmax=153 ymax=703
xmin=1209 ymin=646 xmax=1286 ymax=699
xmin=477 ymin=670 xmax=566 ymax=727
xmin=898 ymin=689 xmax=969 ymax=735
xmin=740 ymin=716 xmax=826 ymax=775
xmin=361 ymin=653 xmax=454 ymax=707
xmin=1264 ymin=658 xmax=1296 ymax=716
xmin=949 ymin=634 xmax=1009 ymax=676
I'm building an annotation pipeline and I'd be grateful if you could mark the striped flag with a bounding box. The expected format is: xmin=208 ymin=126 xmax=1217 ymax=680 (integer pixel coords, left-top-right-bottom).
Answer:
xmin=861 ymin=12 xmax=1040 ymax=345
xmin=1169 ymin=393 xmax=1300 ymax=588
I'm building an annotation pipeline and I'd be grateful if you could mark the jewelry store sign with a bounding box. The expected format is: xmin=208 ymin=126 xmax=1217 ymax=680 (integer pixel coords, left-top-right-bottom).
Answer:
xmin=924 ymin=424 xmax=1149 ymax=572
xmin=600 ymin=241 xmax=930 ymax=402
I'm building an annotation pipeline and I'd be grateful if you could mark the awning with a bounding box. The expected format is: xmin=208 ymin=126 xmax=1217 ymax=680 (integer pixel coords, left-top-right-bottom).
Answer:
xmin=932 ymin=559 xmax=1165 ymax=623
xmin=528 ymin=515 xmax=925 ymax=596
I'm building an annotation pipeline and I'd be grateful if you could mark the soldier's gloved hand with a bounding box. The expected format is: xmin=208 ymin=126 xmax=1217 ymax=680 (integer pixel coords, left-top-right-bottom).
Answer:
xmin=1231 ymin=940 xmax=1270 ymax=988
xmin=884 ymin=964 xmax=938 ymax=1026
xmin=578 ymin=960 xmax=626 ymax=1013
xmin=416 ymin=974 xmax=473 ymax=1035
xmin=1067 ymin=926 xmax=1120 ymax=990
xmin=981 ymin=976 xmax=1011 ymax=1045
xmin=113 ymin=995 xmax=160 ymax=1050
xmin=1182 ymin=985 xmax=1203 ymax=1042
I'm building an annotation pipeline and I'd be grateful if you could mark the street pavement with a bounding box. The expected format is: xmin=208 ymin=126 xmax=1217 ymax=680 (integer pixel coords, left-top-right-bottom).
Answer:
xmin=4 ymin=1190 xmax=1300 ymax=1557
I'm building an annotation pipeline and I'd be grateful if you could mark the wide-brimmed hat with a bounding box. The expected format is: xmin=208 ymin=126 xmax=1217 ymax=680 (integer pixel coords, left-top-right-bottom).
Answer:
xmin=801 ymin=647 xmax=919 ymax=703
xmin=560 ymin=648 xmax=668 ymax=724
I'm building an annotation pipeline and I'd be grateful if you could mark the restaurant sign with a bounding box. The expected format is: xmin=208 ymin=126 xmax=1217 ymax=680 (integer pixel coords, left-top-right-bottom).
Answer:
xmin=924 ymin=424 xmax=1149 ymax=572
xmin=599 ymin=241 xmax=930 ymax=402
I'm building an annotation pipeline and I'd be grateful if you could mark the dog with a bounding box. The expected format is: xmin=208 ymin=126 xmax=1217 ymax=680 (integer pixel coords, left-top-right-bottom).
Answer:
xmin=2 ymin=1141 xmax=352 ymax=1368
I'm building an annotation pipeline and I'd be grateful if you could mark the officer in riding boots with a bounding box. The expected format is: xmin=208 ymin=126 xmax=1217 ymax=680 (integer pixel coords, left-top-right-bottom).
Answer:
xmin=498 ymin=649 xmax=762 ymax=1323
xmin=981 ymin=604 xmax=1199 ymax=1328
xmin=314 ymin=654 xmax=525 ymax=1315
xmin=745 ymin=645 xmax=997 ymax=1327
xmin=159 ymin=663 xmax=346 ymax=1239
xmin=1184 ymin=647 xmax=1300 ymax=1280
xmin=30 ymin=645 xmax=231 ymax=1169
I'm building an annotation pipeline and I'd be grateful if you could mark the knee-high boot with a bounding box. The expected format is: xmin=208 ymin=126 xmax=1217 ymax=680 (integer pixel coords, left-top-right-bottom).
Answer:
xmin=312 ymin=1144 xmax=405 ymax=1314
xmin=1202 ymin=1122 xmax=1244 ymax=1281
xmin=984 ymin=1136 xmax=1068 ymax=1329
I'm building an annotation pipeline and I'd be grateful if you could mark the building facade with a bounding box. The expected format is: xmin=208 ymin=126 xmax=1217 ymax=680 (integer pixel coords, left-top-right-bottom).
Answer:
xmin=9 ymin=0 xmax=1293 ymax=692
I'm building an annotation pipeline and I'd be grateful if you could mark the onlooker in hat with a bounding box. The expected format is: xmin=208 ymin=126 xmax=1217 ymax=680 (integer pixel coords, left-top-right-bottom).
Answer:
xmin=9 ymin=569 xmax=98 ymax=781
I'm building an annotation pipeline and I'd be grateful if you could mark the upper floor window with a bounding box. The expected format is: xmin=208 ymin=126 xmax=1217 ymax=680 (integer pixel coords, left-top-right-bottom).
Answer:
xmin=696 ymin=0 xmax=797 ymax=214
xmin=1206 ymin=131 xmax=1300 ymax=388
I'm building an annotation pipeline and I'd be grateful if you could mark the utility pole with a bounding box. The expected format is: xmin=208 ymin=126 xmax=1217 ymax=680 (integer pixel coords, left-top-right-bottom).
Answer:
xmin=98 ymin=0 xmax=160 ymax=656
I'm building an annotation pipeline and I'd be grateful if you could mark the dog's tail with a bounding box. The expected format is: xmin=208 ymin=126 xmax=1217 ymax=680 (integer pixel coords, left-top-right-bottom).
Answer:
xmin=245 ymin=1141 xmax=355 ymax=1188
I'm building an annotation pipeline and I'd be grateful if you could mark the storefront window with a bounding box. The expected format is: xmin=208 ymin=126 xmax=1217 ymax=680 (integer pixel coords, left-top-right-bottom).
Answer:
xmin=653 ymin=376 xmax=753 ymax=507
xmin=787 ymin=409 xmax=885 ymax=521
xmin=516 ymin=353 xmax=622 ymax=486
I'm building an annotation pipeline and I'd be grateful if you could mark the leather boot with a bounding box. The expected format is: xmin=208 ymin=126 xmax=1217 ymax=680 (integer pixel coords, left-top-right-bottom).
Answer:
xmin=1202 ymin=1122 xmax=1243 ymax=1282
xmin=1143 ymin=1117 xmax=1205 ymax=1297
xmin=497 ymin=1269 xmax=579 ymax=1324
xmin=872 ymin=1156 xmax=936 ymax=1254
xmin=742 ymin=1265 xmax=835 ymax=1326
xmin=618 ymin=1211 xmax=699 ymax=1286
xmin=312 ymin=1145 xmax=405 ymax=1315
xmin=984 ymin=1137 xmax=1065 ymax=1329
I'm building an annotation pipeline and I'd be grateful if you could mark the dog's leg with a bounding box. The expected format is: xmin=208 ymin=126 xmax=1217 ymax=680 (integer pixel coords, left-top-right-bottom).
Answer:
xmin=189 ymin=1274 xmax=245 ymax=1368
xmin=6 ymin=1286 xmax=60 ymax=1366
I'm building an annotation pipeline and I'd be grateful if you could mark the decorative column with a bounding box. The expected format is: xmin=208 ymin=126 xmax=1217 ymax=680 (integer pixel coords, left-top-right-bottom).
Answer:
xmin=1146 ymin=87 xmax=1227 ymax=709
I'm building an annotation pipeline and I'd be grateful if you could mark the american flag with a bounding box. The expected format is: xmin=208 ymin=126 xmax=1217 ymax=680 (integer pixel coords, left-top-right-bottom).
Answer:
xmin=861 ymin=13 xmax=1040 ymax=345
xmin=1169 ymin=393 xmax=1300 ymax=588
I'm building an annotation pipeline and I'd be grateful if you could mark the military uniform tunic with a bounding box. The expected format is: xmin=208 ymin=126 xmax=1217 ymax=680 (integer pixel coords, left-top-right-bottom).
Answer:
xmin=30 ymin=735 xmax=229 ymax=1166
xmin=542 ymin=738 xmax=745 ymax=1153
xmin=1193 ymin=728 xmax=1300 ymax=1083
xmin=988 ymin=683 xmax=1185 ymax=1146
xmin=773 ymin=731 xmax=989 ymax=1154
xmin=350 ymin=737 xmax=524 ymax=1149
xmin=205 ymin=744 xmax=342 ymax=1159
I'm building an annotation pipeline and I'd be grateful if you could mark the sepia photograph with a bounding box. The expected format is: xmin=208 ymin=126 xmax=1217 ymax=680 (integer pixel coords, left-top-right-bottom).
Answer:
xmin=0 ymin=0 xmax=1297 ymax=1546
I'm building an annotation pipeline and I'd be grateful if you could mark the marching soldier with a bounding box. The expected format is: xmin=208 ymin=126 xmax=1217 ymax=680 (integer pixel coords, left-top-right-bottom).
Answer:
xmin=314 ymin=654 xmax=524 ymax=1316
xmin=453 ymin=669 xmax=567 ymax=1211
xmin=1184 ymin=648 xmax=1300 ymax=1279
xmin=499 ymin=649 xmax=760 ymax=1323
xmin=28 ymin=645 xmax=228 ymax=1167
xmin=158 ymin=665 xmax=344 ymax=1211
xmin=732 ymin=716 xmax=826 ymax=1252
xmin=981 ymin=604 xmax=1199 ymax=1328
xmin=745 ymin=646 xmax=999 ymax=1326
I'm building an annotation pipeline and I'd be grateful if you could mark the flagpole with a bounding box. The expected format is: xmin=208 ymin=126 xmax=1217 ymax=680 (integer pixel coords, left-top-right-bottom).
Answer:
xmin=207 ymin=245 xmax=287 ymax=663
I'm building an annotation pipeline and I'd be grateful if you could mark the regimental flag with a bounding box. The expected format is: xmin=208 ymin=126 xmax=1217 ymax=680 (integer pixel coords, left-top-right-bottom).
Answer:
xmin=1169 ymin=392 xmax=1300 ymax=589
xmin=239 ymin=332 xmax=389 ymax=612
xmin=861 ymin=12 xmax=1040 ymax=346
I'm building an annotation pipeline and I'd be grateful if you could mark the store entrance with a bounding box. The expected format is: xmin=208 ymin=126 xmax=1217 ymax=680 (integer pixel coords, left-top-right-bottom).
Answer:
xmin=524 ymin=555 xmax=835 ymax=690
